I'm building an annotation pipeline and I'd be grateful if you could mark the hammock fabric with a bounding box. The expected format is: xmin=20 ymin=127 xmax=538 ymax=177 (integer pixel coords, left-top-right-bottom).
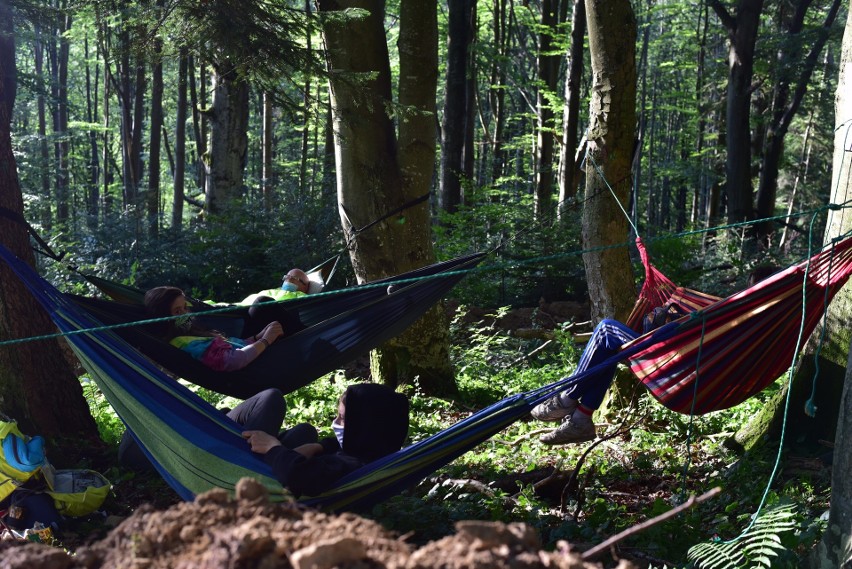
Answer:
xmin=3 ymin=237 xmax=851 ymax=511
xmin=623 ymin=234 xmax=852 ymax=414
xmin=0 ymin=243 xmax=572 ymax=511
xmin=68 ymin=253 xmax=485 ymax=399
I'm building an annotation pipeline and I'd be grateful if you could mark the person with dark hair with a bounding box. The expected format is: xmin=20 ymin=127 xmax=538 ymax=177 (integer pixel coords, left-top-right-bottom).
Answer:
xmin=243 ymin=383 xmax=409 ymax=497
xmin=144 ymin=286 xmax=283 ymax=372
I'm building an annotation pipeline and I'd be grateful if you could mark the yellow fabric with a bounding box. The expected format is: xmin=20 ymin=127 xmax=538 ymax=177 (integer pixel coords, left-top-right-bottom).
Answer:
xmin=45 ymin=469 xmax=111 ymax=517
xmin=0 ymin=421 xmax=40 ymax=503
xmin=239 ymin=288 xmax=305 ymax=306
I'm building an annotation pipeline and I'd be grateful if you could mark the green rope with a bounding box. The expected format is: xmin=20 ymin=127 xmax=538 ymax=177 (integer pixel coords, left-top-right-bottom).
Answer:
xmin=3 ymin=203 xmax=852 ymax=349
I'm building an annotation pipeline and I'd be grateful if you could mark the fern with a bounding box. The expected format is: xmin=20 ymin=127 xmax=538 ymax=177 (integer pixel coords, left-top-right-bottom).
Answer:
xmin=687 ymin=503 xmax=798 ymax=569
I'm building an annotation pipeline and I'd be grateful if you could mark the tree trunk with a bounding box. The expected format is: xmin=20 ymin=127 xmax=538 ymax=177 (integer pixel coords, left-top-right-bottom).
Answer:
xmin=582 ymin=0 xmax=638 ymax=417
xmin=809 ymin=6 xmax=852 ymax=566
xmin=557 ymin=0 xmax=585 ymax=220
xmin=0 ymin=1 xmax=99 ymax=440
xmin=84 ymin=33 xmax=100 ymax=227
xmin=51 ymin=9 xmax=71 ymax=225
xmin=34 ymin=23 xmax=52 ymax=229
xmin=173 ymin=48 xmax=187 ymax=231
xmin=439 ymin=0 xmax=472 ymax=213
xmin=489 ymin=0 xmax=509 ymax=189
xmin=533 ymin=0 xmax=561 ymax=220
xmin=582 ymin=0 xmax=637 ymax=324
xmin=708 ymin=0 xmax=764 ymax=225
xmin=320 ymin=0 xmax=454 ymax=395
xmin=205 ymin=61 xmax=249 ymax=215
xmin=263 ymin=92 xmax=274 ymax=210
xmin=147 ymin=10 xmax=164 ymax=238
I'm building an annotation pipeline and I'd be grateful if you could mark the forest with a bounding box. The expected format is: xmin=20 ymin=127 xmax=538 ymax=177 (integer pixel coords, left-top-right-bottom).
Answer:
xmin=1 ymin=0 xmax=852 ymax=567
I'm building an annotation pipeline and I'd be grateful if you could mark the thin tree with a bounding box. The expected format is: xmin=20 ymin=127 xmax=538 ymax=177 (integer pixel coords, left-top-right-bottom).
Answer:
xmin=533 ymin=0 xmax=564 ymax=220
xmin=557 ymin=0 xmax=585 ymax=222
xmin=172 ymin=48 xmax=187 ymax=231
xmin=439 ymin=0 xmax=473 ymax=214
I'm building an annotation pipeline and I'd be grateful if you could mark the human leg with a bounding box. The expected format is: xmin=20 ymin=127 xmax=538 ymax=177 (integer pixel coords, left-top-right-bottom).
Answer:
xmin=532 ymin=319 xmax=636 ymax=420
xmin=278 ymin=423 xmax=319 ymax=448
xmin=245 ymin=297 xmax=305 ymax=338
xmin=536 ymin=319 xmax=637 ymax=445
xmin=227 ymin=388 xmax=287 ymax=435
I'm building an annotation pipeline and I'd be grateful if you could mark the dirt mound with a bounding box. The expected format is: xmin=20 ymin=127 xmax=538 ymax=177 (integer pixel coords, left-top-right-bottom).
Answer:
xmin=0 ymin=478 xmax=634 ymax=569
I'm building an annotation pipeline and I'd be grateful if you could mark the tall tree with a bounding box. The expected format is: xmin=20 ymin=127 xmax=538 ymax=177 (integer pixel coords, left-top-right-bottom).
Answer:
xmin=0 ymin=0 xmax=99 ymax=439
xmin=439 ymin=0 xmax=473 ymax=213
xmin=754 ymin=0 xmax=843 ymax=240
xmin=581 ymin=0 xmax=637 ymax=324
xmin=708 ymin=0 xmax=765 ymax=225
xmin=319 ymin=0 xmax=455 ymax=395
xmin=147 ymin=0 xmax=164 ymax=237
xmin=810 ymin=7 xmax=852 ymax=566
xmin=172 ymin=48 xmax=187 ymax=231
xmin=557 ymin=0 xmax=585 ymax=221
xmin=533 ymin=0 xmax=563 ymax=220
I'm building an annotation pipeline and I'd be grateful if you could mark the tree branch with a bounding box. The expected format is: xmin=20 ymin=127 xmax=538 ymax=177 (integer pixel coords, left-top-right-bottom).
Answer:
xmin=581 ymin=487 xmax=722 ymax=561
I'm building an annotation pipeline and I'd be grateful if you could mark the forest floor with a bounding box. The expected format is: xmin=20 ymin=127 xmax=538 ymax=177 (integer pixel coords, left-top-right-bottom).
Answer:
xmin=2 ymin=298 xmax=828 ymax=568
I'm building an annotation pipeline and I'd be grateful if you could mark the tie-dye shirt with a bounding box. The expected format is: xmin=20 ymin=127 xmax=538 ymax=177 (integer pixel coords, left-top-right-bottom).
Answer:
xmin=170 ymin=335 xmax=260 ymax=371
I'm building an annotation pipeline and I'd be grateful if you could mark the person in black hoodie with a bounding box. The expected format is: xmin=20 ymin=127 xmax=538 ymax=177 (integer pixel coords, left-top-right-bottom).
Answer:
xmin=242 ymin=383 xmax=409 ymax=497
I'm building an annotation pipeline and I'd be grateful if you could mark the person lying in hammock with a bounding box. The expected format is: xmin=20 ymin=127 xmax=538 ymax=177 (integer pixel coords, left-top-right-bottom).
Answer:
xmin=239 ymin=268 xmax=311 ymax=305
xmin=242 ymin=382 xmax=409 ymax=497
xmin=144 ymin=286 xmax=284 ymax=372
xmin=118 ymin=387 xmax=313 ymax=472
xmin=533 ymin=264 xmax=781 ymax=446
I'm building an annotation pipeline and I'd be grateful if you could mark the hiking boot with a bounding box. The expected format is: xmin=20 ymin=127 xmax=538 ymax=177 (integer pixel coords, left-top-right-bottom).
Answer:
xmin=539 ymin=417 xmax=596 ymax=445
xmin=530 ymin=396 xmax=577 ymax=422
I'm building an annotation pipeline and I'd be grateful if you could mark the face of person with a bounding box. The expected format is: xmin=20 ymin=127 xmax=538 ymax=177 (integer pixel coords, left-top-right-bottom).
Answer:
xmin=336 ymin=400 xmax=346 ymax=426
xmin=169 ymin=295 xmax=189 ymax=316
xmin=283 ymin=270 xmax=310 ymax=294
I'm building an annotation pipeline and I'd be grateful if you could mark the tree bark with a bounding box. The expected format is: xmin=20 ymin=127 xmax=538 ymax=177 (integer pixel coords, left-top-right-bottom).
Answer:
xmin=319 ymin=0 xmax=455 ymax=395
xmin=0 ymin=0 xmax=99 ymax=440
xmin=809 ymin=5 xmax=852 ymax=566
xmin=582 ymin=0 xmax=638 ymax=417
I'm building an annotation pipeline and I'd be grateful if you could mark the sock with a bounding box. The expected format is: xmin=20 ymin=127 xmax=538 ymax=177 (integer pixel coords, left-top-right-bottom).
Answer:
xmin=573 ymin=405 xmax=593 ymax=423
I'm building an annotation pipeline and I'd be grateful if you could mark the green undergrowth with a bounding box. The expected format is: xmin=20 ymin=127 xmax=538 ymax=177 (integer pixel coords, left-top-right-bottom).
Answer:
xmin=80 ymin=307 xmax=831 ymax=567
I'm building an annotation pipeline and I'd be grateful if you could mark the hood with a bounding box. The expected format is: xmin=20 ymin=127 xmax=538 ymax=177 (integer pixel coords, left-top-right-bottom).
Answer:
xmin=342 ymin=383 xmax=409 ymax=463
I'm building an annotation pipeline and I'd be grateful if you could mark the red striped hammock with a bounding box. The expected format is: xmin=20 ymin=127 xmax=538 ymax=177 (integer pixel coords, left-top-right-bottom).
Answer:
xmin=620 ymin=235 xmax=852 ymax=415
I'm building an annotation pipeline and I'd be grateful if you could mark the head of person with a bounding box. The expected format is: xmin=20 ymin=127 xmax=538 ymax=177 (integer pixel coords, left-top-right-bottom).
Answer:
xmin=281 ymin=269 xmax=310 ymax=294
xmin=144 ymin=286 xmax=193 ymax=338
xmin=333 ymin=383 xmax=409 ymax=463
